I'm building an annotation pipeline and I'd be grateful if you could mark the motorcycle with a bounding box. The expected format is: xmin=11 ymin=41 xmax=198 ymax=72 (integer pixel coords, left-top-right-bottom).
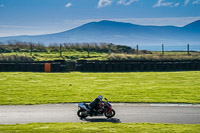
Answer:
xmin=77 ymin=98 xmax=115 ymax=118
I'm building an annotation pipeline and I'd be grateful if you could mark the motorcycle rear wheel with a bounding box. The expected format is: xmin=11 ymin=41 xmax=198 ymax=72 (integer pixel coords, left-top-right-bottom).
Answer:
xmin=105 ymin=109 xmax=115 ymax=118
xmin=77 ymin=109 xmax=88 ymax=118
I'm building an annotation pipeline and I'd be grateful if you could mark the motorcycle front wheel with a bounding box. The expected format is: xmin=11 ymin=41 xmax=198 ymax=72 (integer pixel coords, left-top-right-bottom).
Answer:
xmin=77 ymin=109 xmax=88 ymax=118
xmin=105 ymin=109 xmax=115 ymax=118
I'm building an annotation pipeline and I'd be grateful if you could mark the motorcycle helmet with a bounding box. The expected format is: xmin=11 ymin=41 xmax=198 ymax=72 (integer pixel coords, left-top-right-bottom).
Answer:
xmin=97 ymin=95 xmax=103 ymax=101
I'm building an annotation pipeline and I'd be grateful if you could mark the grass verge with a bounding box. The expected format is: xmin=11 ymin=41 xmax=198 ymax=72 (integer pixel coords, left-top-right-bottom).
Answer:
xmin=0 ymin=71 xmax=200 ymax=105
xmin=0 ymin=123 xmax=200 ymax=133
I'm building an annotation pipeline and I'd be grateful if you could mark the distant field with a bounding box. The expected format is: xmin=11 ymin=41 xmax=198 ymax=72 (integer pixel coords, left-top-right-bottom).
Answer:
xmin=152 ymin=51 xmax=200 ymax=55
xmin=1 ymin=51 xmax=106 ymax=61
xmin=0 ymin=71 xmax=199 ymax=105
xmin=1 ymin=51 xmax=200 ymax=61
xmin=0 ymin=123 xmax=200 ymax=133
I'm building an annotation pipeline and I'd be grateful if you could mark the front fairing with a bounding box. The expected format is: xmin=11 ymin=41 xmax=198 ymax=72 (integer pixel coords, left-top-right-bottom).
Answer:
xmin=104 ymin=102 xmax=112 ymax=108
xmin=107 ymin=102 xmax=112 ymax=108
xmin=103 ymin=102 xmax=113 ymax=112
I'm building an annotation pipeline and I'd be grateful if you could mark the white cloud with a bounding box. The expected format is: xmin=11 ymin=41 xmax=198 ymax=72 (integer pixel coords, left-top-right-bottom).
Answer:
xmin=108 ymin=17 xmax=200 ymax=27
xmin=192 ymin=0 xmax=200 ymax=4
xmin=184 ymin=0 xmax=190 ymax=6
xmin=153 ymin=0 xmax=173 ymax=8
xmin=0 ymin=4 xmax=4 ymax=7
xmin=98 ymin=0 xmax=113 ymax=8
xmin=117 ymin=0 xmax=138 ymax=6
xmin=65 ymin=2 xmax=72 ymax=8
xmin=0 ymin=25 xmax=39 ymax=28
xmin=174 ymin=3 xmax=180 ymax=7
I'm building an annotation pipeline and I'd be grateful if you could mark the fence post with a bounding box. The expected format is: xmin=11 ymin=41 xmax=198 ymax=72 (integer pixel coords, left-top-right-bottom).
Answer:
xmin=30 ymin=43 xmax=33 ymax=56
xmin=136 ymin=45 xmax=139 ymax=54
xmin=60 ymin=44 xmax=62 ymax=57
xmin=109 ymin=43 xmax=112 ymax=55
xmin=87 ymin=45 xmax=90 ymax=57
xmin=187 ymin=44 xmax=190 ymax=55
xmin=162 ymin=44 xmax=164 ymax=56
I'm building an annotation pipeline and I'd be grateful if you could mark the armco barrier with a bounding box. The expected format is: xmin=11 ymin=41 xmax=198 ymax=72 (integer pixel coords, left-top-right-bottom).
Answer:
xmin=1 ymin=60 xmax=200 ymax=72
xmin=76 ymin=60 xmax=200 ymax=72
xmin=0 ymin=60 xmax=66 ymax=72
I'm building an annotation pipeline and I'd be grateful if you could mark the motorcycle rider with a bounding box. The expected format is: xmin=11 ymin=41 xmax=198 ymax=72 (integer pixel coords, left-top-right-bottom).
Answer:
xmin=89 ymin=95 xmax=103 ymax=114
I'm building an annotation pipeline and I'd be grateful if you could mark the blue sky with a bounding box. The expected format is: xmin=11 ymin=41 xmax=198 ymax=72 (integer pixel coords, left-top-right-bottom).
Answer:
xmin=0 ymin=0 xmax=200 ymax=37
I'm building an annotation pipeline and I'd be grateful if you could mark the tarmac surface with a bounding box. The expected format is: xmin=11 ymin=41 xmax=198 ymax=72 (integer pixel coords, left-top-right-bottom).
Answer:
xmin=0 ymin=103 xmax=200 ymax=124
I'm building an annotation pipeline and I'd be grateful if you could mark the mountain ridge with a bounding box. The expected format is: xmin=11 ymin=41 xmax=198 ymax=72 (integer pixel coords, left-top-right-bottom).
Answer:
xmin=0 ymin=20 xmax=200 ymax=46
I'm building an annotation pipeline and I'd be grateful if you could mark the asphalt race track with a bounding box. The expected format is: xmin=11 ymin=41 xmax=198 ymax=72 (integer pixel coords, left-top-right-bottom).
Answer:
xmin=0 ymin=103 xmax=200 ymax=124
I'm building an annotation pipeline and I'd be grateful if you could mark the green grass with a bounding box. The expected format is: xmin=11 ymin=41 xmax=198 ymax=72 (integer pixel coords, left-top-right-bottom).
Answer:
xmin=0 ymin=71 xmax=200 ymax=105
xmin=1 ymin=51 xmax=200 ymax=61
xmin=152 ymin=51 xmax=200 ymax=55
xmin=0 ymin=123 xmax=200 ymax=133
xmin=107 ymin=53 xmax=200 ymax=61
xmin=1 ymin=51 xmax=107 ymax=61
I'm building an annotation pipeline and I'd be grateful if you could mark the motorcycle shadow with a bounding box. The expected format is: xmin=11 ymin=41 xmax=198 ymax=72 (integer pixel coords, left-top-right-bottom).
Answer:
xmin=80 ymin=118 xmax=121 ymax=123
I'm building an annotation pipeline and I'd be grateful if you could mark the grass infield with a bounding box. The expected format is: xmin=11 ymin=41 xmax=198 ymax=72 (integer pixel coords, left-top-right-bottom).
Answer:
xmin=0 ymin=123 xmax=200 ymax=133
xmin=0 ymin=71 xmax=200 ymax=105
